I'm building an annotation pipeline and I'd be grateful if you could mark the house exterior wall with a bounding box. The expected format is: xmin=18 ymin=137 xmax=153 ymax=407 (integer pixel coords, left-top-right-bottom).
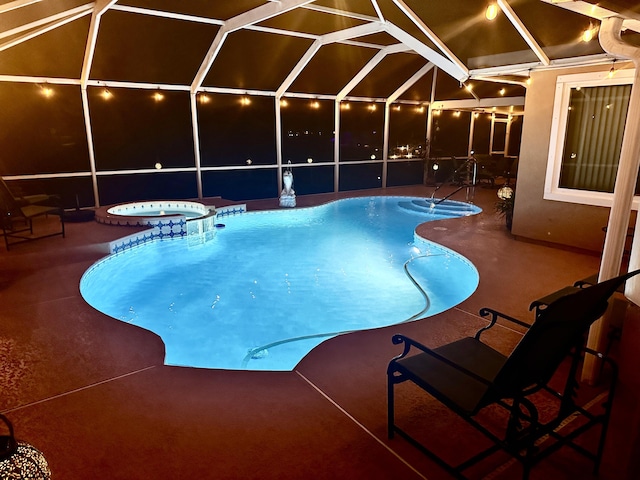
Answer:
xmin=512 ymin=64 xmax=636 ymax=253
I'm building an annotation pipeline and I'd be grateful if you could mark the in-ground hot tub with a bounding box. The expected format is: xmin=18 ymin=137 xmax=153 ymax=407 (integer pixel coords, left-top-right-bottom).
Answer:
xmin=96 ymin=200 xmax=212 ymax=227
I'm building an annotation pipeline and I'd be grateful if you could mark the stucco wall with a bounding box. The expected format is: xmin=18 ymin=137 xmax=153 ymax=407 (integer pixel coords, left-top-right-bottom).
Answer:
xmin=512 ymin=64 xmax=634 ymax=253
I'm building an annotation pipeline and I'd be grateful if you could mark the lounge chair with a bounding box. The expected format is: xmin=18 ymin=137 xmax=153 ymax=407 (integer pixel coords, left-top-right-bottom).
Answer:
xmin=387 ymin=269 xmax=640 ymax=480
xmin=0 ymin=178 xmax=65 ymax=250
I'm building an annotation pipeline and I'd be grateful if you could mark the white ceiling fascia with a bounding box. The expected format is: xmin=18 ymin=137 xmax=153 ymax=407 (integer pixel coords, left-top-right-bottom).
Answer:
xmin=191 ymin=0 xmax=315 ymax=93
xmin=431 ymin=96 xmax=525 ymax=110
xmin=498 ymin=0 xmax=550 ymax=65
xmin=391 ymin=0 xmax=469 ymax=77
xmin=542 ymin=0 xmax=640 ymax=33
xmin=387 ymin=62 xmax=434 ymax=104
xmin=385 ymin=22 xmax=468 ymax=82
xmin=336 ymin=43 xmax=409 ymax=101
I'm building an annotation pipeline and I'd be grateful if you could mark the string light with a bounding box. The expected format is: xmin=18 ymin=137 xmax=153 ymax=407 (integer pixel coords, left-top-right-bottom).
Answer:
xmin=101 ymin=88 xmax=113 ymax=100
xmin=279 ymin=99 xmax=288 ymax=107
xmin=153 ymin=91 xmax=164 ymax=102
xmin=608 ymin=59 xmax=616 ymax=79
xmin=240 ymin=96 xmax=251 ymax=106
xmin=39 ymin=84 xmax=53 ymax=98
xmin=526 ymin=69 xmax=532 ymax=86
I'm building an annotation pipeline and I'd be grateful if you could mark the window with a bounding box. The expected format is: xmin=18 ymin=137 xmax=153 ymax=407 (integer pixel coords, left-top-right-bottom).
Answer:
xmin=545 ymin=70 xmax=635 ymax=207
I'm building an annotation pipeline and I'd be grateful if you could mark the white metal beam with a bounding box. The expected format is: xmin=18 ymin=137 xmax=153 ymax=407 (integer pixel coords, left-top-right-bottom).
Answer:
xmin=191 ymin=0 xmax=316 ymax=93
xmin=498 ymin=0 xmax=549 ymax=65
xmin=276 ymin=39 xmax=322 ymax=97
xmin=321 ymin=22 xmax=385 ymax=45
xmin=0 ymin=0 xmax=42 ymax=14
xmin=388 ymin=62 xmax=434 ymax=104
xmin=0 ymin=4 xmax=93 ymax=52
xmin=80 ymin=0 xmax=117 ymax=87
xmin=337 ymin=43 xmax=409 ymax=101
xmin=391 ymin=0 xmax=469 ymax=77
xmin=384 ymin=22 xmax=468 ymax=82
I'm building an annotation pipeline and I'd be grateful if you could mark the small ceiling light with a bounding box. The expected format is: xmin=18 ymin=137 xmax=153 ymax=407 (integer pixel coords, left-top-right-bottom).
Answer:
xmin=279 ymin=99 xmax=288 ymax=107
xmin=307 ymin=157 xmax=313 ymax=163
xmin=341 ymin=102 xmax=350 ymax=110
xmin=465 ymin=83 xmax=473 ymax=92
xmin=101 ymin=88 xmax=112 ymax=100
xmin=199 ymin=94 xmax=210 ymax=104
xmin=526 ymin=69 xmax=532 ymax=86
xmin=394 ymin=105 xmax=401 ymax=111
xmin=485 ymin=3 xmax=499 ymax=21
xmin=246 ymin=159 xmax=252 ymax=165
xmin=310 ymin=100 xmax=320 ymax=109
xmin=416 ymin=105 xmax=425 ymax=113
xmin=499 ymin=88 xmax=506 ymax=96
xmin=454 ymin=111 xmax=461 ymax=117
xmin=241 ymin=97 xmax=251 ymax=106
xmin=368 ymin=103 xmax=377 ymax=111
xmin=155 ymin=162 xmax=162 ymax=170
xmin=39 ymin=84 xmax=53 ymax=98
xmin=153 ymin=91 xmax=164 ymax=102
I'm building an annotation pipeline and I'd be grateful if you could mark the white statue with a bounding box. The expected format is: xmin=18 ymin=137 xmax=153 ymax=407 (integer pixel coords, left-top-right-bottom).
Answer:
xmin=279 ymin=165 xmax=296 ymax=207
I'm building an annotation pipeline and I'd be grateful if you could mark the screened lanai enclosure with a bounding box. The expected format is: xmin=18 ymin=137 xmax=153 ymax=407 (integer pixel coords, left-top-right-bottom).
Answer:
xmin=1 ymin=0 xmax=639 ymax=208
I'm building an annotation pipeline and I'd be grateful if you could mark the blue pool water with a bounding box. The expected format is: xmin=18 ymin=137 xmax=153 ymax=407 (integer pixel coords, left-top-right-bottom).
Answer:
xmin=81 ymin=197 xmax=481 ymax=371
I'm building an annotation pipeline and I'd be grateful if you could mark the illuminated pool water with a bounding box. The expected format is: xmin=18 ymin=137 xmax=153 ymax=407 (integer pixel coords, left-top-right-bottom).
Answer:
xmin=81 ymin=196 xmax=481 ymax=371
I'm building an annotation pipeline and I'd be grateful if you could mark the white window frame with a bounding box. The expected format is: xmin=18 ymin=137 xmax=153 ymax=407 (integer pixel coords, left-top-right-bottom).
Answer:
xmin=544 ymin=69 xmax=638 ymax=208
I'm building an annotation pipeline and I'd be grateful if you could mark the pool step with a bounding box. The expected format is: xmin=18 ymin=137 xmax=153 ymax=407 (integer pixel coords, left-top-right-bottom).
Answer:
xmin=398 ymin=199 xmax=477 ymax=217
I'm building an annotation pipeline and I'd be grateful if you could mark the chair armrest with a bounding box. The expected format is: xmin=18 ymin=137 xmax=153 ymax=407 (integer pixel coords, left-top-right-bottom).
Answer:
xmin=389 ymin=334 xmax=493 ymax=387
xmin=475 ymin=307 xmax=530 ymax=340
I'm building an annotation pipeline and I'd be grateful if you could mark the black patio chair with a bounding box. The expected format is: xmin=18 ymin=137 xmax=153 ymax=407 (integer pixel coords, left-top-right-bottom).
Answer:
xmin=387 ymin=269 xmax=640 ymax=480
xmin=0 ymin=178 xmax=65 ymax=250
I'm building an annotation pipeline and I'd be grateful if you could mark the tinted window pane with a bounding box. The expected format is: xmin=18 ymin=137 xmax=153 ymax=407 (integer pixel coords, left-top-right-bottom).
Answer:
xmin=339 ymin=163 xmax=383 ymax=191
xmin=98 ymin=172 xmax=197 ymax=205
xmin=89 ymin=88 xmax=195 ymax=171
xmin=430 ymin=110 xmax=470 ymax=157
xmin=198 ymin=94 xmax=276 ymax=167
xmin=0 ymin=83 xmax=90 ymax=175
xmin=387 ymin=161 xmax=424 ymax=187
xmin=202 ymin=169 xmax=278 ymax=201
xmin=340 ymin=102 xmax=384 ymax=162
xmin=287 ymin=165 xmax=334 ymax=195
xmin=388 ymin=105 xmax=426 ymax=160
xmin=281 ymin=98 xmax=334 ymax=164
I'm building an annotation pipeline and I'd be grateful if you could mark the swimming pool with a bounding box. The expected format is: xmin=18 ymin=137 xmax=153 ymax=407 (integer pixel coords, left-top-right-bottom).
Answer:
xmin=80 ymin=196 xmax=481 ymax=371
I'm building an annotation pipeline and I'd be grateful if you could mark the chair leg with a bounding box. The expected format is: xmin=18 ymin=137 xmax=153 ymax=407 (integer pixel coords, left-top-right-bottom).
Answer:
xmin=387 ymin=376 xmax=395 ymax=439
